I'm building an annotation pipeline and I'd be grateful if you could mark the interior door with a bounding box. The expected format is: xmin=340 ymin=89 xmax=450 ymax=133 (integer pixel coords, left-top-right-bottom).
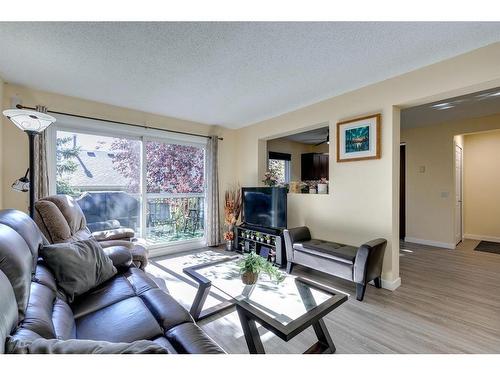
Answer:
xmin=455 ymin=144 xmax=463 ymax=245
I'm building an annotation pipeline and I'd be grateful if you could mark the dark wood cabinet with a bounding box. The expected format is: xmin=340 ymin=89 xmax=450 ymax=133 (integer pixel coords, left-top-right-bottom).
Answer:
xmin=301 ymin=153 xmax=329 ymax=180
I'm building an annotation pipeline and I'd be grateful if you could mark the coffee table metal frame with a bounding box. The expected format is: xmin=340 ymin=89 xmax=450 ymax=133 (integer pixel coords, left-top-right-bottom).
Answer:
xmin=183 ymin=256 xmax=348 ymax=354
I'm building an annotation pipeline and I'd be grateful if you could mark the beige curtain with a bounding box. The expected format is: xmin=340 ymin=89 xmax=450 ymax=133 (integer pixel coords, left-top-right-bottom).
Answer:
xmin=206 ymin=135 xmax=220 ymax=246
xmin=34 ymin=105 xmax=50 ymax=200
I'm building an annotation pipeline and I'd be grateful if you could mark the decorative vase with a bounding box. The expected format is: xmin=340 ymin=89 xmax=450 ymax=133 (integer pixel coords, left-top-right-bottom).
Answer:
xmin=241 ymin=271 xmax=259 ymax=285
xmin=226 ymin=240 xmax=234 ymax=251
xmin=289 ymin=181 xmax=300 ymax=194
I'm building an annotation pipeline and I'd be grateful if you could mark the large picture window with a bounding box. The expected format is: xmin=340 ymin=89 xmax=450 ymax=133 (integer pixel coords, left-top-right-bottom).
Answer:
xmin=54 ymin=127 xmax=206 ymax=248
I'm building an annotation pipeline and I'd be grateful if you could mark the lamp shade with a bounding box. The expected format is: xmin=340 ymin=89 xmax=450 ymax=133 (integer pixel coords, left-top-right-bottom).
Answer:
xmin=2 ymin=109 xmax=56 ymax=132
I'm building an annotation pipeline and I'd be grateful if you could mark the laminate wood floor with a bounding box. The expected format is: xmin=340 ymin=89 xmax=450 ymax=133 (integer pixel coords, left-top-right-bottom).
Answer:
xmin=147 ymin=240 xmax=500 ymax=353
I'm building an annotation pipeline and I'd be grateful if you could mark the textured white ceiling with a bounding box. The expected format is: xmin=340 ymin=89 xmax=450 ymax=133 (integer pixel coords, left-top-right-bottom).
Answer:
xmin=282 ymin=127 xmax=329 ymax=144
xmin=1 ymin=22 xmax=500 ymax=128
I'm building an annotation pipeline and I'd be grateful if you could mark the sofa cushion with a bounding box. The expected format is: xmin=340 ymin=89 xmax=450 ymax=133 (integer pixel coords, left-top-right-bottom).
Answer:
xmin=92 ymin=227 xmax=135 ymax=241
xmin=75 ymin=296 xmax=164 ymax=342
xmin=0 ymin=209 xmax=45 ymax=271
xmin=71 ymin=267 xmax=156 ymax=318
xmin=0 ymin=270 xmax=18 ymax=354
xmin=0 ymin=223 xmax=36 ymax=320
xmin=40 ymin=238 xmax=117 ymax=303
xmin=294 ymin=239 xmax=357 ymax=264
xmin=165 ymin=322 xmax=225 ymax=354
xmin=6 ymin=337 xmax=168 ymax=354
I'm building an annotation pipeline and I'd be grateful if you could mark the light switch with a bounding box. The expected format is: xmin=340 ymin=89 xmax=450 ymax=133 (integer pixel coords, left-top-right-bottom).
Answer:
xmin=418 ymin=166 xmax=426 ymax=173
xmin=440 ymin=192 xmax=449 ymax=198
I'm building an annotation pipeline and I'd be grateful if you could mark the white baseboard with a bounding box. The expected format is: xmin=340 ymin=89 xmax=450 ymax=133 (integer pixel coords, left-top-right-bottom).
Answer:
xmin=464 ymin=234 xmax=500 ymax=243
xmin=382 ymin=277 xmax=401 ymax=291
xmin=404 ymin=236 xmax=455 ymax=250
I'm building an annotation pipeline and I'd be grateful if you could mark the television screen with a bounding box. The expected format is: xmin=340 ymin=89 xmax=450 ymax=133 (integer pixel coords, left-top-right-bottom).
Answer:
xmin=242 ymin=187 xmax=287 ymax=229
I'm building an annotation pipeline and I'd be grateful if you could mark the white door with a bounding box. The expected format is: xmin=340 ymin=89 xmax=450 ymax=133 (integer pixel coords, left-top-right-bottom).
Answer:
xmin=455 ymin=144 xmax=463 ymax=245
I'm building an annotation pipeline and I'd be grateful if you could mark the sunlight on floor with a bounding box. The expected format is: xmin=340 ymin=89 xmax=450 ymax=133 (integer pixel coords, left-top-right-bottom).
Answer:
xmin=146 ymin=250 xmax=232 ymax=311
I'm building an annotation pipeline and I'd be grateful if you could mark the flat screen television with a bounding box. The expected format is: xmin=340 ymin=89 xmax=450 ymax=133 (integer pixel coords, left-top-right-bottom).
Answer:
xmin=242 ymin=187 xmax=287 ymax=229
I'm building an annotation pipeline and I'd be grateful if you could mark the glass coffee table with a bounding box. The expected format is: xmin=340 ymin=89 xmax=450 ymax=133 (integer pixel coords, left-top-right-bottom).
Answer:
xmin=183 ymin=256 xmax=348 ymax=354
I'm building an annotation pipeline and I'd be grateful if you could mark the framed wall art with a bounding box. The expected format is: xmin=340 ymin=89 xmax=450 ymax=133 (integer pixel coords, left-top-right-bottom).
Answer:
xmin=336 ymin=114 xmax=381 ymax=162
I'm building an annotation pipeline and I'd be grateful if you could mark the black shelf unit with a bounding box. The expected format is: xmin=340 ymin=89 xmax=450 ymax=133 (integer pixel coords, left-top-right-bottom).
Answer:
xmin=234 ymin=224 xmax=286 ymax=267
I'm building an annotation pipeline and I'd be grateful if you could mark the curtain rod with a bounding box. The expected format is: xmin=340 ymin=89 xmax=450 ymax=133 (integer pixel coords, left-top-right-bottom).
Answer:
xmin=16 ymin=104 xmax=223 ymax=141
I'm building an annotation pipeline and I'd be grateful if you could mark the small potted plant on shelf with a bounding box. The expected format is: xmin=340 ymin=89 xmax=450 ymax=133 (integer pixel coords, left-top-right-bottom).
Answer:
xmin=238 ymin=252 xmax=285 ymax=285
xmin=262 ymin=169 xmax=278 ymax=187
xmin=224 ymin=185 xmax=242 ymax=251
xmin=264 ymin=234 xmax=271 ymax=244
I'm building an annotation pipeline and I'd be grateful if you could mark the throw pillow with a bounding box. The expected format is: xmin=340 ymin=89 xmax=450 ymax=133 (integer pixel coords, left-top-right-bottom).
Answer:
xmin=40 ymin=238 xmax=117 ymax=302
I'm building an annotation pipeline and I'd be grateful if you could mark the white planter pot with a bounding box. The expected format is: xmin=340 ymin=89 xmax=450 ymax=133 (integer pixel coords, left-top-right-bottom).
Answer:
xmin=317 ymin=183 xmax=328 ymax=194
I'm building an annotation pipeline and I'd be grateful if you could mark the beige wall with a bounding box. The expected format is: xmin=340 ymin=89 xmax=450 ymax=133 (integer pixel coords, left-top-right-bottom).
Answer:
xmin=1 ymin=84 xmax=215 ymax=212
xmin=464 ymin=129 xmax=500 ymax=241
xmin=227 ymin=42 xmax=500 ymax=288
xmin=401 ymin=113 xmax=500 ymax=248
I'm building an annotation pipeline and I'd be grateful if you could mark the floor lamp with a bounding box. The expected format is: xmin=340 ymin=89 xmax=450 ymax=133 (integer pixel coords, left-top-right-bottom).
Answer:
xmin=2 ymin=109 xmax=56 ymax=218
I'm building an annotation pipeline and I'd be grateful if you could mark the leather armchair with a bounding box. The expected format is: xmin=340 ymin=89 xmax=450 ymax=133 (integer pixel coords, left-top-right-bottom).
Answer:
xmin=283 ymin=226 xmax=387 ymax=301
xmin=34 ymin=195 xmax=148 ymax=270
xmin=0 ymin=209 xmax=224 ymax=354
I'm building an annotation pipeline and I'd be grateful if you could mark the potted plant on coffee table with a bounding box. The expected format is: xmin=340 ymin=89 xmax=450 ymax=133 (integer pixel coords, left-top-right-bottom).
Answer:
xmin=238 ymin=251 xmax=285 ymax=285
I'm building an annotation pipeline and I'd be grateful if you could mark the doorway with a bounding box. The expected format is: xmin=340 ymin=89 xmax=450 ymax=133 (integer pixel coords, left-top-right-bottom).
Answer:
xmin=455 ymin=144 xmax=463 ymax=245
xmin=400 ymin=144 xmax=406 ymax=240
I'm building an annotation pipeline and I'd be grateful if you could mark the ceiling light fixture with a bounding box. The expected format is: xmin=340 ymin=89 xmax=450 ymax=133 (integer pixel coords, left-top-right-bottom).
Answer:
xmin=431 ymin=103 xmax=451 ymax=108
xmin=431 ymin=102 xmax=455 ymax=110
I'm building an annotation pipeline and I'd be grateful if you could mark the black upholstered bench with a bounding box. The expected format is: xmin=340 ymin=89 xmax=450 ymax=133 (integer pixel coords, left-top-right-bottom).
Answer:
xmin=283 ymin=227 xmax=387 ymax=301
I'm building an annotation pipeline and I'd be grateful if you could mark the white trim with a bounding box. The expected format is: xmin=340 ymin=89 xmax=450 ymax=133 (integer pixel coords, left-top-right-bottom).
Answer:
xmin=381 ymin=277 xmax=401 ymax=291
xmin=404 ymin=236 xmax=455 ymax=249
xmin=464 ymin=234 xmax=500 ymax=243
xmin=147 ymin=239 xmax=206 ymax=258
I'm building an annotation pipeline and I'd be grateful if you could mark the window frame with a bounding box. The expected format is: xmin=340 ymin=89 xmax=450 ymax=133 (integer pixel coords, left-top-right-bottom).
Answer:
xmin=268 ymin=151 xmax=292 ymax=184
xmin=49 ymin=116 xmax=208 ymax=254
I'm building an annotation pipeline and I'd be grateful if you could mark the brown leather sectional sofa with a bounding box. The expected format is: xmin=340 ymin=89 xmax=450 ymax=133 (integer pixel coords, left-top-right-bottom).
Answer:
xmin=0 ymin=209 xmax=224 ymax=354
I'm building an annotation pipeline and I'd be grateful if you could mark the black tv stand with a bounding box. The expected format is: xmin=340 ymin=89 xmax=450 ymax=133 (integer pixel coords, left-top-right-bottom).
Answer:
xmin=234 ymin=224 xmax=286 ymax=267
